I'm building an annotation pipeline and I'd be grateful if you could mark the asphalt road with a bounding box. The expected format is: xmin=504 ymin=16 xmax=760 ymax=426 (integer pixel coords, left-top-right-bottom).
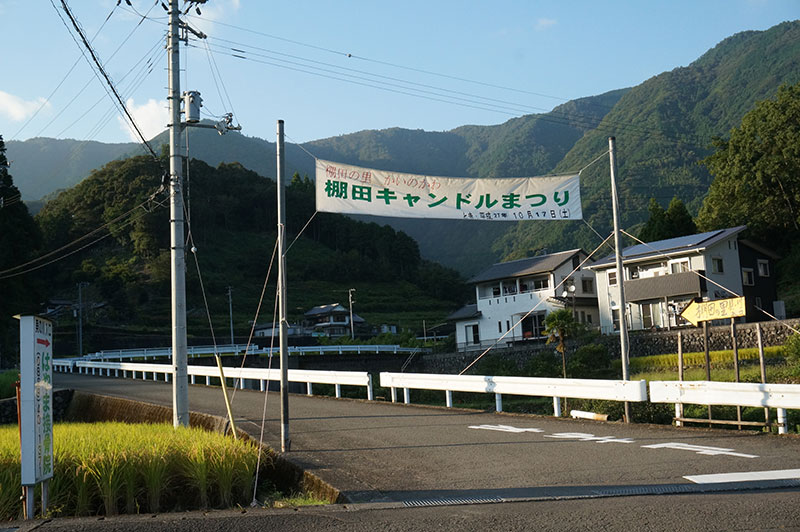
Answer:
xmin=26 ymin=372 xmax=800 ymax=530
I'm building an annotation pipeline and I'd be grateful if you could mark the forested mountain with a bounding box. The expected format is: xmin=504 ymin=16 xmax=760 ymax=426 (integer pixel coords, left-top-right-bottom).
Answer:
xmin=27 ymin=155 xmax=466 ymax=354
xmin=495 ymin=21 xmax=800 ymax=260
xmin=8 ymin=20 xmax=800 ymax=275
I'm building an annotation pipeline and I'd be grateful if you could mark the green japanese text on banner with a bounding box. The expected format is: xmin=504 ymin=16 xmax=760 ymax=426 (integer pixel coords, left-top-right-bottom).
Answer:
xmin=315 ymin=159 xmax=582 ymax=221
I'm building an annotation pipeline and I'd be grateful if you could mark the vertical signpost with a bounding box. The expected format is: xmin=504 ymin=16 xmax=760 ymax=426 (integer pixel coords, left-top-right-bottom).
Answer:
xmin=19 ymin=315 xmax=54 ymax=519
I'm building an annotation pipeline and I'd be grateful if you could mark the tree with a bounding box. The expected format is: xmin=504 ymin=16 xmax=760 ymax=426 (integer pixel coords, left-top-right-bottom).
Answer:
xmin=697 ymin=82 xmax=800 ymax=252
xmin=0 ymin=135 xmax=42 ymax=365
xmin=544 ymin=309 xmax=577 ymax=379
xmin=638 ymin=198 xmax=668 ymax=242
xmin=664 ymin=197 xmax=696 ymax=237
xmin=638 ymin=197 xmax=696 ymax=242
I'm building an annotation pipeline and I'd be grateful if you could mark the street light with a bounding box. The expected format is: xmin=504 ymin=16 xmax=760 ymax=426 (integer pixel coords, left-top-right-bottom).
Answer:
xmin=561 ymin=283 xmax=576 ymax=318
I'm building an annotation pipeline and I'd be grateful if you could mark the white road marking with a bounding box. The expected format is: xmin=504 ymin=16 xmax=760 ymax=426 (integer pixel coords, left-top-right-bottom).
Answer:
xmin=544 ymin=432 xmax=634 ymax=444
xmin=685 ymin=469 xmax=800 ymax=484
xmin=468 ymin=424 xmax=544 ymax=433
xmin=642 ymin=442 xmax=759 ymax=458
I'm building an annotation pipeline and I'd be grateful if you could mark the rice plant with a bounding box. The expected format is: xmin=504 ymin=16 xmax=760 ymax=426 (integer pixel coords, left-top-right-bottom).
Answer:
xmin=0 ymin=422 xmax=268 ymax=518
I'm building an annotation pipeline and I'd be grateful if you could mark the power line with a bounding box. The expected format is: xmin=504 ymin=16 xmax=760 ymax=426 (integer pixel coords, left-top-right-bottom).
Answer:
xmin=53 ymin=0 xmax=161 ymax=164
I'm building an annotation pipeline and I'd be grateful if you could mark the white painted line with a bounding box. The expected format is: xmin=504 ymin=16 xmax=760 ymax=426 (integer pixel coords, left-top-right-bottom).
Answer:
xmin=684 ymin=469 xmax=800 ymax=484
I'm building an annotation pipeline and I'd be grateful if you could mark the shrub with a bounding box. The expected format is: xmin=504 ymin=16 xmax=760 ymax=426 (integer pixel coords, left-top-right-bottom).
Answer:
xmin=568 ymin=343 xmax=611 ymax=378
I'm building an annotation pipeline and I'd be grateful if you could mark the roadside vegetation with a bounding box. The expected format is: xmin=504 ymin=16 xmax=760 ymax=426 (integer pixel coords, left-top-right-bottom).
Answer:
xmin=0 ymin=422 xmax=322 ymax=520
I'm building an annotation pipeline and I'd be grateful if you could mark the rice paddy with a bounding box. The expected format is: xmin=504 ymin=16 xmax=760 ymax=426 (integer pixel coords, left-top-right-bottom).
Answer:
xmin=0 ymin=422 xmax=267 ymax=519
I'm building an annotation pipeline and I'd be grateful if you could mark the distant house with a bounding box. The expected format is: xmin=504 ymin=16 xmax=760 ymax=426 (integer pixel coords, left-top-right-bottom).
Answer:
xmin=587 ymin=226 xmax=782 ymax=334
xmin=304 ymin=303 xmax=366 ymax=338
xmin=447 ymin=249 xmax=598 ymax=351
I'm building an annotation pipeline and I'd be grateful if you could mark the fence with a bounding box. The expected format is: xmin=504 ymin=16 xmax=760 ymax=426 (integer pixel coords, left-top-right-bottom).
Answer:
xmin=649 ymin=380 xmax=800 ymax=434
xmin=82 ymin=344 xmax=427 ymax=361
xmin=380 ymin=372 xmax=647 ymax=416
xmin=65 ymin=360 xmax=373 ymax=400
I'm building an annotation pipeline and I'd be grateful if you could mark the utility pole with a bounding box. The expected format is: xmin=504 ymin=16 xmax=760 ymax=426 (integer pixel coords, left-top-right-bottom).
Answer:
xmin=226 ymin=286 xmax=234 ymax=345
xmin=609 ymin=136 xmax=631 ymax=423
xmin=75 ymin=282 xmax=88 ymax=355
xmin=348 ymin=288 xmax=356 ymax=340
xmin=277 ymin=120 xmax=290 ymax=452
xmin=168 ymin=0 xmax=189 ymax=428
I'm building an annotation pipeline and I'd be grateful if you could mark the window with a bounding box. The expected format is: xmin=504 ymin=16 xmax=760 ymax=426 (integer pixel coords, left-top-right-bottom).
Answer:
xmin=641 ymin=304 xmax=653 ymax=329
xmin=742 ymin=268 xmax=755 ymax=286
xmin=712 ymin=257 xmax=724 ymax=274
xmin=531 ymin=278 xmax=549 ymax=291
xmin=608 ymin=270 xmax=617 ymax=286
xmin=467 ymin=325 xmax=480 ymax=345
xmin=581 ymin=278 xmax=594 ymax=294
xmin=612 ymin=309 xmax=620 ymax=330
xmin=498 ymin=321 xmax=502 ymax=333
xmin=758 ymin=259 xmax=770 ymax=277
xmin=755 ymin=296 xmax=762 ymax=308
xmin=670 ymin=260 xmax=689 ymax=274
xmin=629 ymin=266 xmax=640 ymax=279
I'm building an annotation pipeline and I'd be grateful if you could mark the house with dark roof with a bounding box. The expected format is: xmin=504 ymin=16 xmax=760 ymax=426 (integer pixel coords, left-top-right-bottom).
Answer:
xmin=447 ymin=249 xmax=598 ymax=351
xmin=304 ymin=303 xmax=366 ymax=338
xmin=586 ymin=226 xmax=783 ymax=334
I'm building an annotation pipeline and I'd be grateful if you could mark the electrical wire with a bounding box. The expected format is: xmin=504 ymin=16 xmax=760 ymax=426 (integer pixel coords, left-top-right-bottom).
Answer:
xmin=459 ymin=233 xmax=614 ymax=375
xmin=0 ymin=197 xmax=164 ymax=280
xmin=53 ymin=0 xmax=161 ymax=164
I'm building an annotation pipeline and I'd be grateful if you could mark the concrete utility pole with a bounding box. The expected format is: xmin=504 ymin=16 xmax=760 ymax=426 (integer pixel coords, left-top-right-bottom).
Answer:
xmin=277 ymin=120 xmax=290 ymax=452
xmin=76 ymin=282 xmax=88 ymax=355
xmin=226 ymin=286 xmax=234 ymax=345
xmin=609 ymin=136 xmax=631 ymax=423
xmin=348 ymin=288 xmax=356 ymax=339
xmin=168 ymin=0 xmax=189 ymax=428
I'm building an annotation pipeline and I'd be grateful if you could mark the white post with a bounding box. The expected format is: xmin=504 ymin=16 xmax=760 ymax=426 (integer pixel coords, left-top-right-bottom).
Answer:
xmin=168 ymin=0 xmax=189 ymax=428
xmin=403 ymin=388 xmax=410 ymax=404
xmin=335 ymin=384 xmax=341 ymax=398
xmin=446 ymin=390 xmax=453 ymax=408
xmin=391 ymin=387 xmax=397 ymax=403
xmin=495 ymin=393 xmax=503 ymax=412
xmin=553 ymin=397 xmax=562 ymax=417
xmin=675 ymin=404 xmax=683 ymax=427
xmin=260 ymin=380 xmax=266 ymax=392
xmin=367 ymin=375 xmax=374 ymax=401
xmin=206 ymin=376 xmax=211 ymax=386
xmin=777 ymin=408 xmax=788 ymax=435
xmin=306 ymin=382 xmax=313 ymax=396
xmin=609 ymin=136 xmax=631 ymax=423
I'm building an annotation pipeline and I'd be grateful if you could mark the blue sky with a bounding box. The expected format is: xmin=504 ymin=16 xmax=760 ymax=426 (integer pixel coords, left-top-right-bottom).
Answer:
xmin=0 ymin=1 xmax=797 ymax=145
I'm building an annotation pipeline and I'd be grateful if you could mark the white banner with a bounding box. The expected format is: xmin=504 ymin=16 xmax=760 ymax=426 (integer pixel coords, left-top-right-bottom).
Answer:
xmin=315 ymin=160 xmax=582 ymax=221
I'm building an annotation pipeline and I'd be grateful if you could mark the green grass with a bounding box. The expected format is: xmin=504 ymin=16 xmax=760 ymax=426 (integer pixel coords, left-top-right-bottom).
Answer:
xmin=0 ymin=422 xmax=264 ymax=519
xmin=0 ymin=371 xmax=18 ymax=400
xmin=623 ymin=346 xmax=785 ymax=372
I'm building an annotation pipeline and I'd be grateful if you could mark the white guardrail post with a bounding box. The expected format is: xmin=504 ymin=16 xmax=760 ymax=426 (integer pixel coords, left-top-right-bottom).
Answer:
xmin=379 ymin=373 xmax=648 ymax=413
xmin=649 ymin=381 xmax=800 ymax=434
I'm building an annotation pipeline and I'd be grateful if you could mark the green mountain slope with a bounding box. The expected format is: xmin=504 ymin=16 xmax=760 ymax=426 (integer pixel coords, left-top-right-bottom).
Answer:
xmin=30 ymin=156 xmax=466 ymax=351
xmin=495 ymin=20 xmax=800 ymax=261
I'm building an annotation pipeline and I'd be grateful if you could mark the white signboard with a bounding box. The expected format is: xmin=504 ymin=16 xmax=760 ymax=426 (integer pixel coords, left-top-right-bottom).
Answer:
xmin=20 ymin=315 xmax=54 ymax=485
xmin=316 ymin=159 xmax=583 ymax=221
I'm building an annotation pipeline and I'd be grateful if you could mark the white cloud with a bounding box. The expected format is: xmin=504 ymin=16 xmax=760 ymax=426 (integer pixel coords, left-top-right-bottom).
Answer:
xmin=0 ymin=91 xmax=49 ymax=121
xmin=118 ymin=98 xmax=168 ymax=142
xmin=534 ymin=18 xmax=557 ymax=31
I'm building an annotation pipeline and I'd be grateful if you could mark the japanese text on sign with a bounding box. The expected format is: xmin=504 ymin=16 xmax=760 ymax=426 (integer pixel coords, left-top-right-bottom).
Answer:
xmin=316 ymin=160 xmax=583 ymax=221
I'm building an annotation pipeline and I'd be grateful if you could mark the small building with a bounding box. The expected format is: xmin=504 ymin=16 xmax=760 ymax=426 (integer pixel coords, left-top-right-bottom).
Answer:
xmin=304 ymin=303 xmax=366 ymax=338
xmin=448 ymin=249 xmax=599 ymax=351
xmin=587 ymin=226 xmax=782 ymax=334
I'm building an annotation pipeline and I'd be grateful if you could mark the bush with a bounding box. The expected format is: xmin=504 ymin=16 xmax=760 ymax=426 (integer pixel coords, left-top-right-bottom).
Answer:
xmin=782 ymin=333 xmax=800 ymax=375
xmin=568 ymin=343 xmax=612 ymax=378
xmin=523 ymin=351 xmax=561 ymax=378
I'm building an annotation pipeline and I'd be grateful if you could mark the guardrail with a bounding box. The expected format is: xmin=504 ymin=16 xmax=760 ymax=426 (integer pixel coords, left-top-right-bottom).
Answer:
xmin=649 ymin=380 xmax=800 ymax=434
xmin=69 ymin=360 xmax=373 ymax=400
xmin=380 ymin=372 xmax=647 ymax=416
xmin=82 ymin=344 xmax=427 ymax=361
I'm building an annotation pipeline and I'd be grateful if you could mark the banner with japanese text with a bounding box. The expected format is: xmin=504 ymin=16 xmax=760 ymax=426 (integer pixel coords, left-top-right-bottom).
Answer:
xmin=316 ymin=159 xmax=582 ymax=221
